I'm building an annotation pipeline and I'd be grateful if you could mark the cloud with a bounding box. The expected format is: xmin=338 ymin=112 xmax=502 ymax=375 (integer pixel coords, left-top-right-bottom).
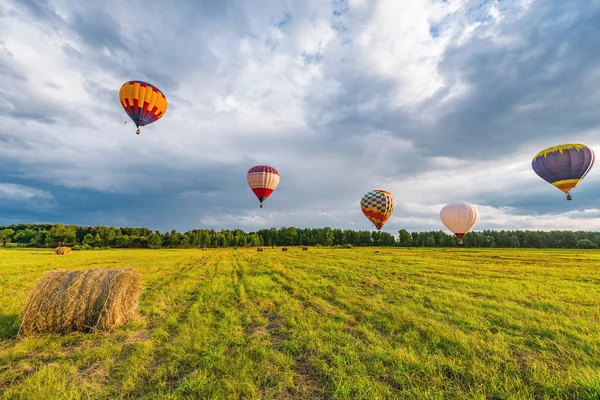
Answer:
xmin=0 ymin=182 xmax=55 ymax=225
xmin=0 ymin=183 xmax=52 ymax=201
xmin=70 ymin=10 xmax=128 ymax=52
xmin=9 ymin=0 xmax=61 ymax=23
xmin=0 ymin=0 xmax=599 ymax=232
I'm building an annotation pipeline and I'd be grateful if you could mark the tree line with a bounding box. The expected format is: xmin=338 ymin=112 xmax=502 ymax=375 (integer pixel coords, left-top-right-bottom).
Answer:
xmin=0 ymin=224 xmax=599 ymax=249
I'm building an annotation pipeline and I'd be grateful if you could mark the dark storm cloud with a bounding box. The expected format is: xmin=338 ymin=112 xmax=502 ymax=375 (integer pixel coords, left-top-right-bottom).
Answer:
xmin=70 ymin=10 xmax=129 ymax=52
xmin=0 ymin=178 xmax=55 ymax=226
xmin=0 ymin=161 xmax=262 ymax=231
xmin=479 ymin=177 xmax=600 ymax=218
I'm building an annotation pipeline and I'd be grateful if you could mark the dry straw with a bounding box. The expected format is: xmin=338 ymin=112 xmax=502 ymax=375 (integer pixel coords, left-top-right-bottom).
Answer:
xmin=19 ymin=267 xmax=142 ymax=336
xmin=53 ymin=247 xmax=72 ymax=255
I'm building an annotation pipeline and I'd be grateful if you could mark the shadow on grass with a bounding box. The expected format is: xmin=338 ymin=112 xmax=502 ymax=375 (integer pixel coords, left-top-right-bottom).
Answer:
xmin=0 ymin=313 xmax=20 ymax=339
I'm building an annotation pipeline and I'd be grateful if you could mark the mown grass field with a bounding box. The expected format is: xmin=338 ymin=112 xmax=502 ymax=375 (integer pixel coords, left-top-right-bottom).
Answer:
xmin=0 ymin=247 xmax=599 ymax=399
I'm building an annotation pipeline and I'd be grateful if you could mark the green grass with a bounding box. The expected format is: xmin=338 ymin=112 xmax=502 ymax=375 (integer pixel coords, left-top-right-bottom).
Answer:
xmin=1 ymin=247 xmax=599 ymax=399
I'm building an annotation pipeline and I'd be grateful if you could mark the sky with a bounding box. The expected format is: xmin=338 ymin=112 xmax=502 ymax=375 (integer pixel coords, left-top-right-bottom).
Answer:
xmin=1 ymin=0 xmax=600 ymax=233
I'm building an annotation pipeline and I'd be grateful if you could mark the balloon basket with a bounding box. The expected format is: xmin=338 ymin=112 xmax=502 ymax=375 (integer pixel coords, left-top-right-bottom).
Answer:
xmin=260 ymin=204 xmax=264 ymax=209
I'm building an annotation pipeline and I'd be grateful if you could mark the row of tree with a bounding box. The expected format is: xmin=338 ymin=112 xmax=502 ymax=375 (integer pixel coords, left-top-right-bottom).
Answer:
xmin=0 ymin=224 xmax=599 ymax=249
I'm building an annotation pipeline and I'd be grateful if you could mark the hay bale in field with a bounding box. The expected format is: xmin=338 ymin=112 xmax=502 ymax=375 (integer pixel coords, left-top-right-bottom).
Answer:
xmin=53 ymin=247 xmax=72 ymax=255
xmin=257 ymin=247 xmax=263 ymax=252
xmin=302 ymin=246 xmax=308 ymax=251
xmin=19 ymin=267 xmax=141 ymax=336
xmin=282 ymin=247 xmax=288 ymax=252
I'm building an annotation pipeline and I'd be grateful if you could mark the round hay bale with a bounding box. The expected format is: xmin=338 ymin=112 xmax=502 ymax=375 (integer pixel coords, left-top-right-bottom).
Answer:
xmin=302 ymin=246 xmax=308 ymax=251
xmin=53 ymin=247 xmax=72 ymax=255
xmin=19 ymin=267 xmax=141 ymax=335
xmin=282 ymin=247 xmax=288 ymax=251
xmin=257 ymin=247 xmax=263 ymax=252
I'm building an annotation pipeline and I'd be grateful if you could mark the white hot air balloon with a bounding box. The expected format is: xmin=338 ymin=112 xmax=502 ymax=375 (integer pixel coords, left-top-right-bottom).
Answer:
xmin=439 ymin=202 xmax=480 ymax=245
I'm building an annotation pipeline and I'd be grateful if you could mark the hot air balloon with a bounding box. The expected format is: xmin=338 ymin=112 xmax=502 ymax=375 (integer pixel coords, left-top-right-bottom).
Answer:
xmin=531 ymin=144 xmax=595 ymax=201
xmin=360 ymin=190 xmax=396 ymax=233
xmin=119 ymin=81 xmax=168 ymax=135
xmin=440 ymin=202 xmax=479 ymax=245
xmin=247 ymin=165 xmax=280 ymax=208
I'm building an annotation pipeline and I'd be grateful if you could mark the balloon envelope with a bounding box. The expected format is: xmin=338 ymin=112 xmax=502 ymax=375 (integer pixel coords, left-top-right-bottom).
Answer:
xmin=360 ymin=190 xmax=396 ymax=231
xmin=119 ymin=81 xmax=168 ymax=134
xmin=440 ymin=202 xmax=479 ymax=242
xmin=247 ymin=165 xmax=280 ymax=207
xmin=532 ymin=144 xmax=595 ymax=199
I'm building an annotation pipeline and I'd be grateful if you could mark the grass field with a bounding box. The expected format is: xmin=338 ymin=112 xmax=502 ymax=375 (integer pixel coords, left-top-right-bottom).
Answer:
xmin=0 ymin=247 xmax=599 ymax=399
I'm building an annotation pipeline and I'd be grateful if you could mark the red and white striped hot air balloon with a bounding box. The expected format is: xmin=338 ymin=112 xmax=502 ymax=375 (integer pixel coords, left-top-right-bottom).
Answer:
xmin=440 ymin=202 xmax=479 ymax=245
xmin=247 ymin=165 xmax=280 ymax=208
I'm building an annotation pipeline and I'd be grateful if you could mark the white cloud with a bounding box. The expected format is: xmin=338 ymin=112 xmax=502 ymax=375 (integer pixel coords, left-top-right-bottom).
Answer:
xmin=479 ymin=205 xmax=600 ymax=231
xmin=0 ymin=183 xmax=52 ymax=201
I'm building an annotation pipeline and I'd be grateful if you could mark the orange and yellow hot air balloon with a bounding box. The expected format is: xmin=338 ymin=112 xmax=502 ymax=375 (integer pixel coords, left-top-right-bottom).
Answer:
xmin=119 ymin=81 xmax=168 ymax=135
xmin=360 ymin=190 xmax=396 ymax=233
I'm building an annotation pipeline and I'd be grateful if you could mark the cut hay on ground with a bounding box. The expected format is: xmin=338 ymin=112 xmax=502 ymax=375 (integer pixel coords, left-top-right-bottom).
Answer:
xmin=53 ymin=247 xmax=72 ymax=255
xmin=19 ymin=267 xmax=142 ymax=335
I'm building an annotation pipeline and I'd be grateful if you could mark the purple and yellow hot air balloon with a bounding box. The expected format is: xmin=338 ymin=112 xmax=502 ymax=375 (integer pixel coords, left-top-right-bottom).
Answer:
xmin=532 ymin=144 xmax=595 ymax=201
xmin=119 ymin=81 xmax=168 ymax=135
